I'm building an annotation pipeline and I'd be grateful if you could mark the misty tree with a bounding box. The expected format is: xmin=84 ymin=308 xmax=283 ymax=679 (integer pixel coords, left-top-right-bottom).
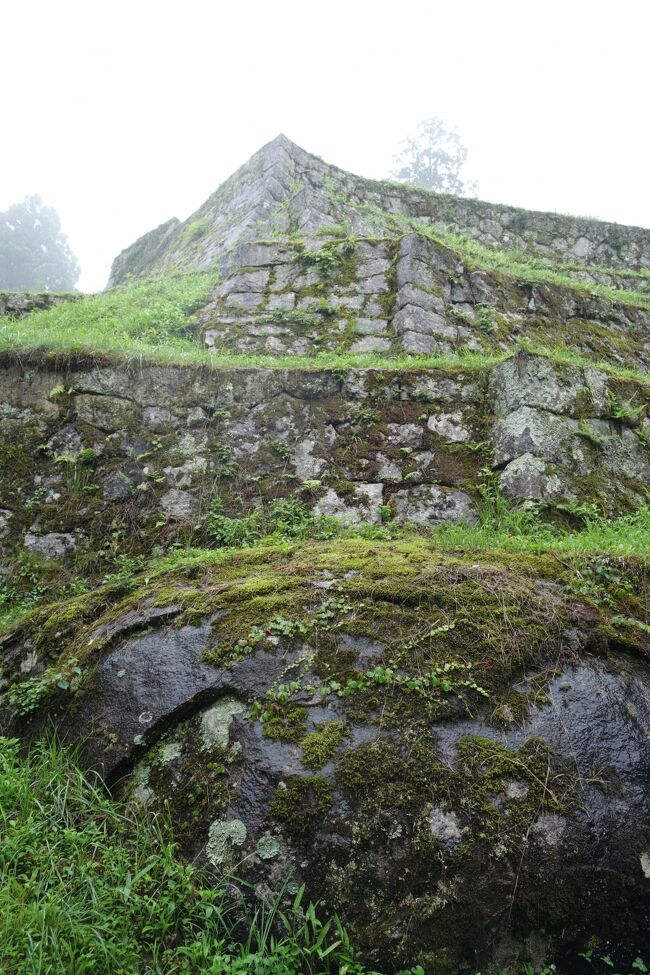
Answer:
xmin=391 ymin=117 xmax=477 ymax=196
xmin=0 ymin=195 xmax=80 ymax=291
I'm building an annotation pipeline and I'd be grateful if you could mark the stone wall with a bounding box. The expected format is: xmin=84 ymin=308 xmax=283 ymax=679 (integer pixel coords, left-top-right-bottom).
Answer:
xmin=4 ymin=139 xmax=650 ymax=975
xmin=104 ymin=138 xmax=650 ymax=374
xmin=2 ymin=351 xmax=649 ymax=571
xmin=198 ymin=231 xmax=650 ymax=367
xmin=0 ymin=291 xmax=80 ymax=319
xmin=109 ymin=135 xmax=650 ymax=287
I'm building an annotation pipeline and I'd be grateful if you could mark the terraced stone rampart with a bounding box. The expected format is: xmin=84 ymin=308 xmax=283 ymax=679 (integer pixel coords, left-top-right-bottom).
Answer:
xmin=1 ymin=351 xmax=649 ymax=573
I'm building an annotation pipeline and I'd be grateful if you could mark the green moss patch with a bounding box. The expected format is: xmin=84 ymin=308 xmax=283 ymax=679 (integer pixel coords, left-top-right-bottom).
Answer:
xmin=3 ymin=533 xmax=650 ymax=721
xmin=261 ymin=703 xmax=308 ymax=743
xmin=335 ymin=737 xmax=443 ymax=810
xmin=301 ymin=720 xmax=349 ymax=769
xmin=270 ymin=775 xmax=333 ymax=836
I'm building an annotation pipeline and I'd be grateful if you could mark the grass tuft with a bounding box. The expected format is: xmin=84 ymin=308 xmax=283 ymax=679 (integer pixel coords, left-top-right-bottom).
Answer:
xmin=0 ymin=273 xmax=213 ymax=364
xmin=0 ymin=735 xmax=391 ymax=974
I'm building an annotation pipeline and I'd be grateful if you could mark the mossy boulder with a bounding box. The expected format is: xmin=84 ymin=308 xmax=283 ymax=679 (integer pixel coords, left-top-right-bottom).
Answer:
xmin=2 ymin=537 xmax=648 ymax=972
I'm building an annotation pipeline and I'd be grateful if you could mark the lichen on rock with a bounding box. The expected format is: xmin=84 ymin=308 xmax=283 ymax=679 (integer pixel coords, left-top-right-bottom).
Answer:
xmin=206 ymin=818 xmax=247 ymax=868
xmin=200 ymin=696 xmax=247 ymax=750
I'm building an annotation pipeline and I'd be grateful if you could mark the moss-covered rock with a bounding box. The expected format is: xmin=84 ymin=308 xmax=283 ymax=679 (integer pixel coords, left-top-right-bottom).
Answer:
xmin=1 ymin=537 xmax=648 ymax=972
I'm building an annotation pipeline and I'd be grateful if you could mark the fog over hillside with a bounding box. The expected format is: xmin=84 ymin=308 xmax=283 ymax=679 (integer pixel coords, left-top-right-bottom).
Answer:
xmin=1 ymin=0 xmax=649 ymax=291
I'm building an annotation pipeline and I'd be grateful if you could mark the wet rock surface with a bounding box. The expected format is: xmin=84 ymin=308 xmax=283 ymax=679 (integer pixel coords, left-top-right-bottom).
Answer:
xmin=2 ymin=539 xmax=649 ymax=971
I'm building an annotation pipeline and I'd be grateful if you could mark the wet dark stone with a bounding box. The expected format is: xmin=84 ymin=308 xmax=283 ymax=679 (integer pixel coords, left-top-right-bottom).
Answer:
xmin=4 ymin=595 xmax=650 ymax=972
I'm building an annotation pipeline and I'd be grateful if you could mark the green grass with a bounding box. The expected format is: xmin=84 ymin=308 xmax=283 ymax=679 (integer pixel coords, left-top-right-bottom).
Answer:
xmin=0 ymin=273 xmax=214 ymax=363
xmin=350 ymin=203 xmax=650 ymax=311
xmin=203 ymin=490 xmax=650 ymax=561
xmin=2 ymin=241 xmax=650 ymax=384
xmin=165 ymin=502 xmax=650 ymax=564
xmin=513 ymin=338 xmax=650 ymax=385
xmin=429 ymin=503 xmax=650 ymax=559
xmin=3 ymin=222 xmax=650 ymax=378
xmin=0 ymin=510 xmax=398 ymax=634
xmin=4 ymin=283 xmax=650 ymax=386
xmin=182 ymin=217 xmax=210 ymax=245
xmin=167 ymin=501 xmax=650 ymax=570
xmin=0 ymin=735 xmax=401 ymax=975
xmin=0 ymin=277 xmax=500 ymax=370
xmin=423 ymin=224 xmax=650 ymax=309
xmin=5 ymin=501 xmax=650 ymax=639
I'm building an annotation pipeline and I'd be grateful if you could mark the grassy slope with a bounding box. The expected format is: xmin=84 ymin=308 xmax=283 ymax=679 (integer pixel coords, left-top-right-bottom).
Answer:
xmin=1 ymin=269 xmax=649 ymax=387
xmin=2 ymin=203 xmax=650 ymax=375
xmin=5 ymin=507 xmax=650 ymax=701
xmin=361 ymin=204 xmax=650 ymax=309
xmin=5 ymin=500 xmax=650 ymax=640
xmin=0 ymin=273 xmax=214 ymax=365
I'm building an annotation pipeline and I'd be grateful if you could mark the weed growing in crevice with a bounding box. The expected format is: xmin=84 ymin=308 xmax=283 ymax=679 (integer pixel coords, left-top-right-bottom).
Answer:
xmin=202 ymin=497 xmax=393 ymax=550
xmin=607 ymin=393 xmax=646 ymax=427
xmin=323 ymin=660 xmax=488 ymax=704
xmin=224 ymin=595 xmax=354 ymax=665
xmin=297 ymin=236 xmax=357 ymax=282
xmin=475 ymin=303 xmax=497 ymax=334
xmin=5 ymin=656 xmax=82 ymax=715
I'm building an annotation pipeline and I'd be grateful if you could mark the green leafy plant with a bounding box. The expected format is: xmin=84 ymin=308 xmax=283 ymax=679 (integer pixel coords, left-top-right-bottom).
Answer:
xmin=201 ymin=498 xmax=349 ymax=550
xmin=317 ymin=297 xmax=336 ymax=317
xmin=352 ymin=407 xmax=381 ymax=425
xmin=206 ymin=506 xmax=262 ymax=548
xmin=225 ymin=595 xmax=354 ymax=666
xmin=555 ymin=499 xmax=602 ymax=526
xmin=564 ymin=555 xmax=635 ymax=607
xmin=257 ymin=308 xmax=319 ymax=329
xmin=297 ymin=236 xmax=356 ymax=281
xmin=379 ymin=503 xmax=393 ymax=522
xmin=102 ymin=553 xmax=146 ymax=586
xmin=475 ymin=303 xmax=497 ymax=334
xmin=325 ymin=659 xmax=488 ymax=703
xmin=146 ymin=467 xmax=166 ymax=484
xmin=611 ymin=614 xmax=650 ymax=635
xmin=54 ymin=452 xmax=101 ymax=494
xmin=182 ymin=216 xmax=210 ymax=244
xmin=271 ymin=439 xmax=293 ymax=461
xmin=301 ymin=479 xmax=322 ymax=491
xmin=211 ymin=444 xmax=240 ymax=478
xmin=579 ymin=949 xmax=648 ymax=975
xmin=608 ymin=392 xmax=646 ymax=427
xmin=5 ymin=657 xmax=82 ymax=715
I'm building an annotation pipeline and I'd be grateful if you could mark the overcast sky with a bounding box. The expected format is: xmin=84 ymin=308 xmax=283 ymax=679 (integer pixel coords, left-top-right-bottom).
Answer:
xmin=2 ymin=0 xmax=649 ymax=292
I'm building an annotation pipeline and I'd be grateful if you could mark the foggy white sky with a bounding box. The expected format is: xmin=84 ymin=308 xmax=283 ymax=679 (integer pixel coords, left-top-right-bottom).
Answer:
xmin=2 ymin=0 xmax=649 ymax=292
